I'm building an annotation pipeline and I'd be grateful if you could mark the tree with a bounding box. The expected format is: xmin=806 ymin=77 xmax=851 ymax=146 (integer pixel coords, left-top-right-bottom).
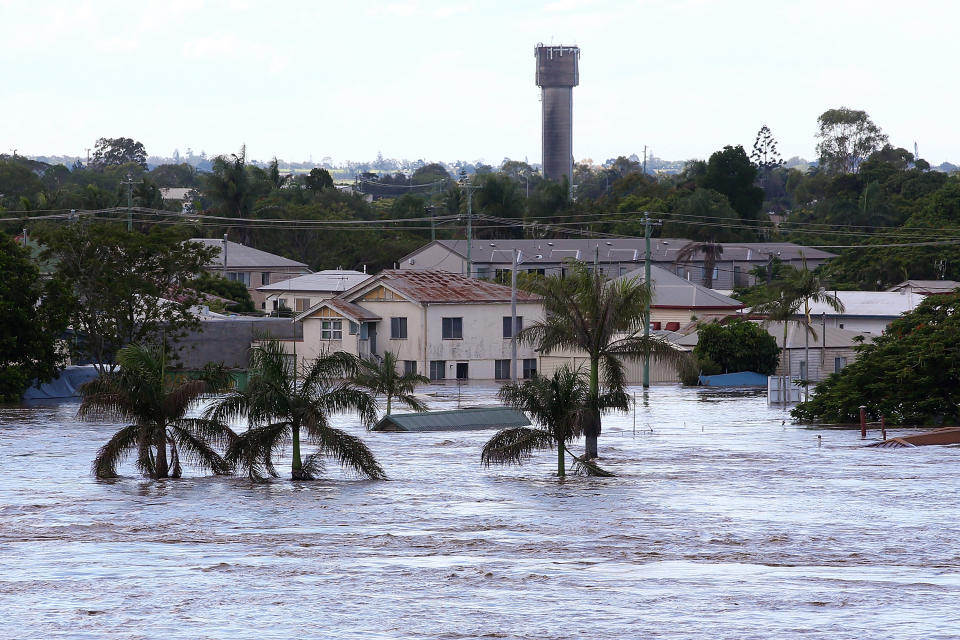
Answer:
xmin=0 ymin=233 xmax=71 ymax=401
xmin=352 ymin=351 xmax=429 ymax=418
xmin=267 ymin=157 xmax=291 ymax=190
xmin=35 ymin=223 xmax=218 ymax=374
xmin=304 ymin=167 xmax=334 ymax=191
xmin=518 ymin=261 xmax=687 ymax=459
xmin=482 ymin=366 xmax=614 ymax=477
xmin=147 ymin=163 xmax=199 ymax=188
xmin=793 ymin=292 xmax=960 ymax=425
xmin=698 ymin=145 xmax=764 ymax=222
xmin=79 ymin=343 xmax=234 ymax=479
xmin=203 ymin=145 xmax=269 ymax=245
xmin=816 ymin=108 xmax=888 ymax=174
xmin=206 ymin=340 xmax=384 ymax=481
xmin=91 ymin=137 xmax=148 ymax=170
xmin=694 ymin=319 xmax=780 ymax=375
xmin=190 ymin=272 xmax=255 ymax=313
xmin=750 ymin=125 xmax=784 ymax=170
xmin=666 ymin=188 xmax=741 ymax=288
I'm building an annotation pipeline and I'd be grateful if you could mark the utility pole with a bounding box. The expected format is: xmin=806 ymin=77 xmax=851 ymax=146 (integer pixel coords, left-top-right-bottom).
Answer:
xmin=511 ymin=248 xmax=520 ymax=381
xmin=459 ymin=171 xmax=478 ymax=277
xmin=642 ymin=212 xmax=662 ymax=388
xmin=222 ymin=232 xmax=228 ymax=278
xmin=120 ymin=172 xmax=142 ymax=231
xmin=642 ymin=145 xmax=647 ymax=175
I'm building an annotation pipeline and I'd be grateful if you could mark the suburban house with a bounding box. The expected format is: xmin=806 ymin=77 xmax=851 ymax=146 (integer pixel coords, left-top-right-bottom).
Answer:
xmin=293 ymin=270 xmax=544 ymax=381
xmin=887 ymin=280 xmax=960 ymax=295
xmin=191 ymin=238 xmax=310 ymax=310
xmin=398 ymin=239 xmax=837 ymax=289
xmin=793 ymin=290 xmax=926 ymax=336
xmin=257 ymin=269 xmax=371 ymax=314
xmin=617 ymin=265 xmax=744 ymax=330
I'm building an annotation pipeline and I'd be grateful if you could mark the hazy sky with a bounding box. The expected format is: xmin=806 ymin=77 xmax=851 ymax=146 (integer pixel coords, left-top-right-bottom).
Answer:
xmin=2 ymin=0 xmax=956 ymax=166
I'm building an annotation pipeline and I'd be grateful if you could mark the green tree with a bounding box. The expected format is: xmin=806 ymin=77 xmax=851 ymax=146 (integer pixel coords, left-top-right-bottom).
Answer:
xmin=190 ymin=272 xmax=255 ymax=312
xmin=793 ymin=292 xmax=960 ymax=425
xmin=91 ymin=137 xmax=148 ymax=170
xmin=694 ymin=319 xmax=780 ymax=375
xmin=698 ymin=145 xmax=764 ymax=222
xmin=0 ymin=233 xmax=71 ymax=401
xmin=79 ymin=343 xmax=234 ymax=479
xmin=518 ymin=261 xmax=687 ymax=459
xmin=206 ymin=340 xmax=384 ymax=481
xmin=815 ymin=107 xmax=888 ymax=174
xmin=666 ymin=188 xmax=741 ymax=288
xmin=35 ymin=223 xmax=217 ymax=374
xmin=203 ymin=145 xmax=269 ymax=245
xmin=482 ymin=366 xmax=615 ymax=477
xmin=304 ymin=167 xmax=334 ymax=191
xmin=352 ymin=351 xmax=429 ymax=417
xmin=147 ymin=163 xmax=199 ymax=188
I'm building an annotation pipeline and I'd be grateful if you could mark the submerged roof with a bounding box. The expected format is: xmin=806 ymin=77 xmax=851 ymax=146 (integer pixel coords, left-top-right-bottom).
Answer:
xmin=404 ymin=239 xmax=836 ymax=265
xmin=618 ymin=265 xmax=744 ymax=309
xmin=190 ymin=238 xmax=309 ymax=270
xmin=258 ymin=269 xmax=370 ymax=293
xmin=362 ymin=270 xmax=540 ymax=304
xmin=370 ymin=407 xmax=531 ymax=432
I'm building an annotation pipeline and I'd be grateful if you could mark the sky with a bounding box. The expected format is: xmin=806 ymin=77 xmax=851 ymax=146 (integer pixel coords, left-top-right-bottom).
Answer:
xmin=1 ymin=0 xmax=957 ymax=166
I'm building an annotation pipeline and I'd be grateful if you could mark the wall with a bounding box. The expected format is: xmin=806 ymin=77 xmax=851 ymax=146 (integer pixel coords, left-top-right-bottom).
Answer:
xmin=174 ymin=317 xmax=300 ymax=369
xmin=400 ymin=244 xmax=466 ymax=274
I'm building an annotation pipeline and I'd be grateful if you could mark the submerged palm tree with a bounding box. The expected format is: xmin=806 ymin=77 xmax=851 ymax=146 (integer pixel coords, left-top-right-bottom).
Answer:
xmin=519 ymin=260 xmax=687 ymax=459
xmin=482 ymin=366 xmax=617 ymax=477
xmin=79 ymin=343 xmax=234 ymax=479
xmin=206 ymin=340 xmax=384 ymax=481
xmin=352 ymin=351 xmax=429 ymax=419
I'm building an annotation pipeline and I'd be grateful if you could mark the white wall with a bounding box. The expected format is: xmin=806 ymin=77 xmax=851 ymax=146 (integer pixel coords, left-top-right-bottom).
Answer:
xmin=399 ymin=244 xmax=466 ymax=274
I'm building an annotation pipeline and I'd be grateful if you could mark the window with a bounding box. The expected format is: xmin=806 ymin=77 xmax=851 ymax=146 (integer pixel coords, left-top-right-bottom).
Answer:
xmin=320 ymin=320 xmax=342 ymax=340
xmin=522 ymin=358 xmax=537 ymax=379
xmin=390 ymin=317 xmax=408 ymax=339
xmin=456 ymin=362 xmax=469 ymax=379
xmin=442 ymin=317 xmax=463 ymax=339
xmin=261 ymin=271 xmax=271 ymax=286
xmin=798 ymin=360 xmax=807 ymax=379
xmin=477 ymin=267 xmax=490 ymax=280
xmin=676 ymin=265 xmax=685 ymax=277
xmin=526 ymin=268 xmax=546 ymax=276
xmin=349 ymin=322 xmax=359 ymax=335
xmin=700 ymin=266 xmax=719 ymax=282
xmin=295 ymin=298 xmax=310 ymax=313
xmin=429 ymin=360 xmax=446 ymax=380
xmin=227 ymin=271 xmax=251 ymax=286
xmin=494 ymin=269 xmax=510 ymax=283
xmin=495 ymin=359 xmax=510 ymax=380
xmin=502 ymin=316 xmax=523 ymax=338
xmin=404 ymin=360 xmax=417 ymax=375
xmin=834 ymin=357 xmax=847 ymax=373
xmin=359 ymin=323 xmax=369 ymax=340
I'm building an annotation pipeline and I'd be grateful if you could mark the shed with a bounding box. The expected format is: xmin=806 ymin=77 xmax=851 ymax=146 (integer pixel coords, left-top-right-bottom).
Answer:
xmin=370 ymin=407 xmax=530 ymax=432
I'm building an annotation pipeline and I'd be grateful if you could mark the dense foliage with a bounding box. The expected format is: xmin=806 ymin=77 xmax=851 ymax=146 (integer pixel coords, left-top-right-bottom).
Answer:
xmin=191 ymin=272 xmax=256 ymax=313
xmin=0 ymin=233 xmax=71 ymax=401
xmin=792 ymin=293 xmax=960 ymax=425
xmin=694 ymin=319 xmax=781 ymax=375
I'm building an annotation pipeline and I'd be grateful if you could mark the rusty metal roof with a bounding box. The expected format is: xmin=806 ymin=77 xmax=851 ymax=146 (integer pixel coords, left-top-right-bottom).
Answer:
xmin=374 ymin=270 xmax=541 ymax=304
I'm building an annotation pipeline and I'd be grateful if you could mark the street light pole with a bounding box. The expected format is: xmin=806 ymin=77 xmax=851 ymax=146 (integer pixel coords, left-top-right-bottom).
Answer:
xmin=511 ymin=248 xmax=519 ymax=381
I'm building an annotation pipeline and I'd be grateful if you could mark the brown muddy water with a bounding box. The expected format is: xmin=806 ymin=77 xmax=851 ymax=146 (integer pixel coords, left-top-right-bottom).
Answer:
xmin=1 ymin=383 xmax=958 ymax=639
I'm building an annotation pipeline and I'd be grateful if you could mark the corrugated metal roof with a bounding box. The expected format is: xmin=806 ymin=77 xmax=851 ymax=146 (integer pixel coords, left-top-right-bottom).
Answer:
xmin=258 ymin=270 xmax=370 ymax=293
xmin=191 ymin=238 xmax=309 ymax=270
xmin=407 ymin=239 xmax=837 ymax=265
xmin=802 ymin=291 xmax=924 ymax=318
xmin=370 ymin=407 xmax=531 ymax=432
xmin=374 ymin=270 xmax=541 ymax=304
xmin=617 ymin=265 xmax=743 ymax=309
xmin=888 ymin=280 xmax=960 ymax=295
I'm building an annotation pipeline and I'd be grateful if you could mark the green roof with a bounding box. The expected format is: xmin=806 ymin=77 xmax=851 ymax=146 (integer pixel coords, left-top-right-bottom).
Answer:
xmin=371 ymin=407 xmax=530 ymax=432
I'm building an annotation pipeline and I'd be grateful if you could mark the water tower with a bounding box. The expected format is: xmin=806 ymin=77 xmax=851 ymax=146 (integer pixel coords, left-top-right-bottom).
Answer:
xmin=535 ymin=44 xmax=580 ymax=184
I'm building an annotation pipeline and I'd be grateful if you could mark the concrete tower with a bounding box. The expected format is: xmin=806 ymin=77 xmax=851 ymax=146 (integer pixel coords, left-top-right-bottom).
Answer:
xmin=535 ymin=44 xmax=580 ymax=184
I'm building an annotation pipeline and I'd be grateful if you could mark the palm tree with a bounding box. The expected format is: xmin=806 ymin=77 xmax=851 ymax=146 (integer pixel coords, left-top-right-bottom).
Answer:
xmin=483 ymin=366 xmax=617 ymax=477
xmin=79 ymin=343 xmax=234 ymax=479
xmin=352 ymin=351 xmax=429 ymax=419
xmin=518 ymin=260 xmax=687 ymax=459
xmin=674 ymin=241 xmax=723 ymax=289
xmin=203 ymin=145 xmax=268 ymax=245
xmin=205 ymin=340 xmax=384 ymax=481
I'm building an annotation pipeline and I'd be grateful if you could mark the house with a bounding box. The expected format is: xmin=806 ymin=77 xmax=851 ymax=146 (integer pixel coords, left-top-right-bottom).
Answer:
xmin=190 ymin=238 xmax=310 ymax=310
xmin=617 ymin=265 xmax=744 ymax=330
xmin=795 ymin=290 xmax=926 ymax=336
xmin=399 ymin=239 xmax=837 ymax=289
xmin=258 ymin=269 xmax=372 ymax=314
xmin=887 ymin=280 xmax=960 ymax=296
xmin=293 ymin=270 xmax=544 ymax=381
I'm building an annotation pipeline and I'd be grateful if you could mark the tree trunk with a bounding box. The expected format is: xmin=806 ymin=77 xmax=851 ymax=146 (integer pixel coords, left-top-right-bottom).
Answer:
xmin=386 ymin=395 xmax=392 ymax=415
xmin=154 ymin=430 xmax=169 ymax=479
xmin=586 ymin=358 xmax=601 ymax=459
xmin=291 ymin=424 xmax=304 ymax=479
xmin=557 ymin=439 xmax=566 ymax=477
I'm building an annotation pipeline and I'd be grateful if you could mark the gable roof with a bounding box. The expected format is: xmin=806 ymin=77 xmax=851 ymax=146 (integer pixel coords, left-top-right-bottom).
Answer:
xmin=887 ymin=280 xmax=960 ymax=295
xmin=349 ymin=269 xmax=541 ymax=304
xmin=258 ymin=269 xmax=370 ymax=294
xmin=190 ymin=238 xmax=309 ymax=270
xmin=295 ymin=297 xmax=381 ymax=323
xmin=617 ymin=265 xmax=744 ymax=310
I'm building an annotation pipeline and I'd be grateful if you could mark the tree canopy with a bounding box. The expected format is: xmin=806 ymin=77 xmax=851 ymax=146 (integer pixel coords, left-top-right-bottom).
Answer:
xmin=694 ymin=319 xmax=780 ymax=376
xmin=815 ymin=108 xmax=888 ymax=174
xmin=91 ymin=137 xmax=148 ymax=170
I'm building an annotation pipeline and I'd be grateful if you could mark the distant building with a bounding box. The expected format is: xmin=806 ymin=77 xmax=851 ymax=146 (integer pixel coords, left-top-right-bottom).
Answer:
xmin=258 ymin=269 xmax=372 ymax=314
xmin=887 ymin=280 xmax=960 ymax=296
xmin=794 ymin=290 xmax=926 ymax=335
xmin=617 ymin=265 xmax=744 ymax=330
xmin=399 ymin=239 xmax=837 ymax=290
xmin=292 ymin=270 xmax=543 ymax=381
xmin=191 ymin=238 xmax=310 ymax=310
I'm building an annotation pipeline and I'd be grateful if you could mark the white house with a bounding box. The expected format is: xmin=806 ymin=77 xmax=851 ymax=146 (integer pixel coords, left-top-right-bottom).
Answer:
xmin=258 ymin=269 xmax=371 ymax=314
xmin=293 ymin=270 xmax=544 ymax=381
xmin=797 ymin=290 xmax=926 ymax=336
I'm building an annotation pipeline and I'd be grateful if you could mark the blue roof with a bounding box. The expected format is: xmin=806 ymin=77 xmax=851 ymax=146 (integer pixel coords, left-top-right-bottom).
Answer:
xmin=371 ymin=407 xmax=530 ymax=432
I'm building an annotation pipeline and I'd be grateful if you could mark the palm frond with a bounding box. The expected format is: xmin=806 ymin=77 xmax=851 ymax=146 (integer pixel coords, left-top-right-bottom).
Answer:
xmin=162 ymin=379 xmax=209 ymax=421
xmin=175 ymin=417 xmax=238 ymax=452
xmin=567 ymin=447 xmax=616 ymax=477
xmin=305 ymin=424 xmax=386 ymax=480
xmin=298 ymin=453 xmax=326 ymax=480
xmin=481 ymin=427 xmax=557 ymax=467
xmin=92 ymin=424 xmax=141 ymax=478
xmin=168 ymin=425 xmax=231 ymax=475
xmin=225 ymin=421 xmax=290 ymax=481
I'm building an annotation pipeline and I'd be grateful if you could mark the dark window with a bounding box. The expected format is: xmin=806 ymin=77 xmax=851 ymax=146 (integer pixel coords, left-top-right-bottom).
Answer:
xmin=522 ymin=358 xmax=537 ymax=379
xmin=320 ymin=320 xmax=342 ymax=340
xmin=834 ymin=357 xmax=847 ymax=373
xmin=502 ymin=316 xmax=523 ymax=338
xmin=455 ymin=362 xmax=469 ymax=379
xmin=442 ymin=317 xmax=463 ymax=339
xmin=404 ymin=360 xmax=417 ymax=375
xmin=494 ymin=359 xmax=510 ymax=380
xmin=360 ymin=323 xmax=369 ymax=340
xmin=349 ymin=322 xmax=359 ymax=335
xmin=261 ymin=271 xmax=270 ymax=286
xmin=390 ymin=316 xmax=407 ymax=339
xmin=429 ymin=360 xmax=446 ymax=380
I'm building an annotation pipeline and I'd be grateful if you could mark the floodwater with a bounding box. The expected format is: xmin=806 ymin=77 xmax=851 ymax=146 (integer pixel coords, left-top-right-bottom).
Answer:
xmin=1 ymin=384 xmax=958 ymax=640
